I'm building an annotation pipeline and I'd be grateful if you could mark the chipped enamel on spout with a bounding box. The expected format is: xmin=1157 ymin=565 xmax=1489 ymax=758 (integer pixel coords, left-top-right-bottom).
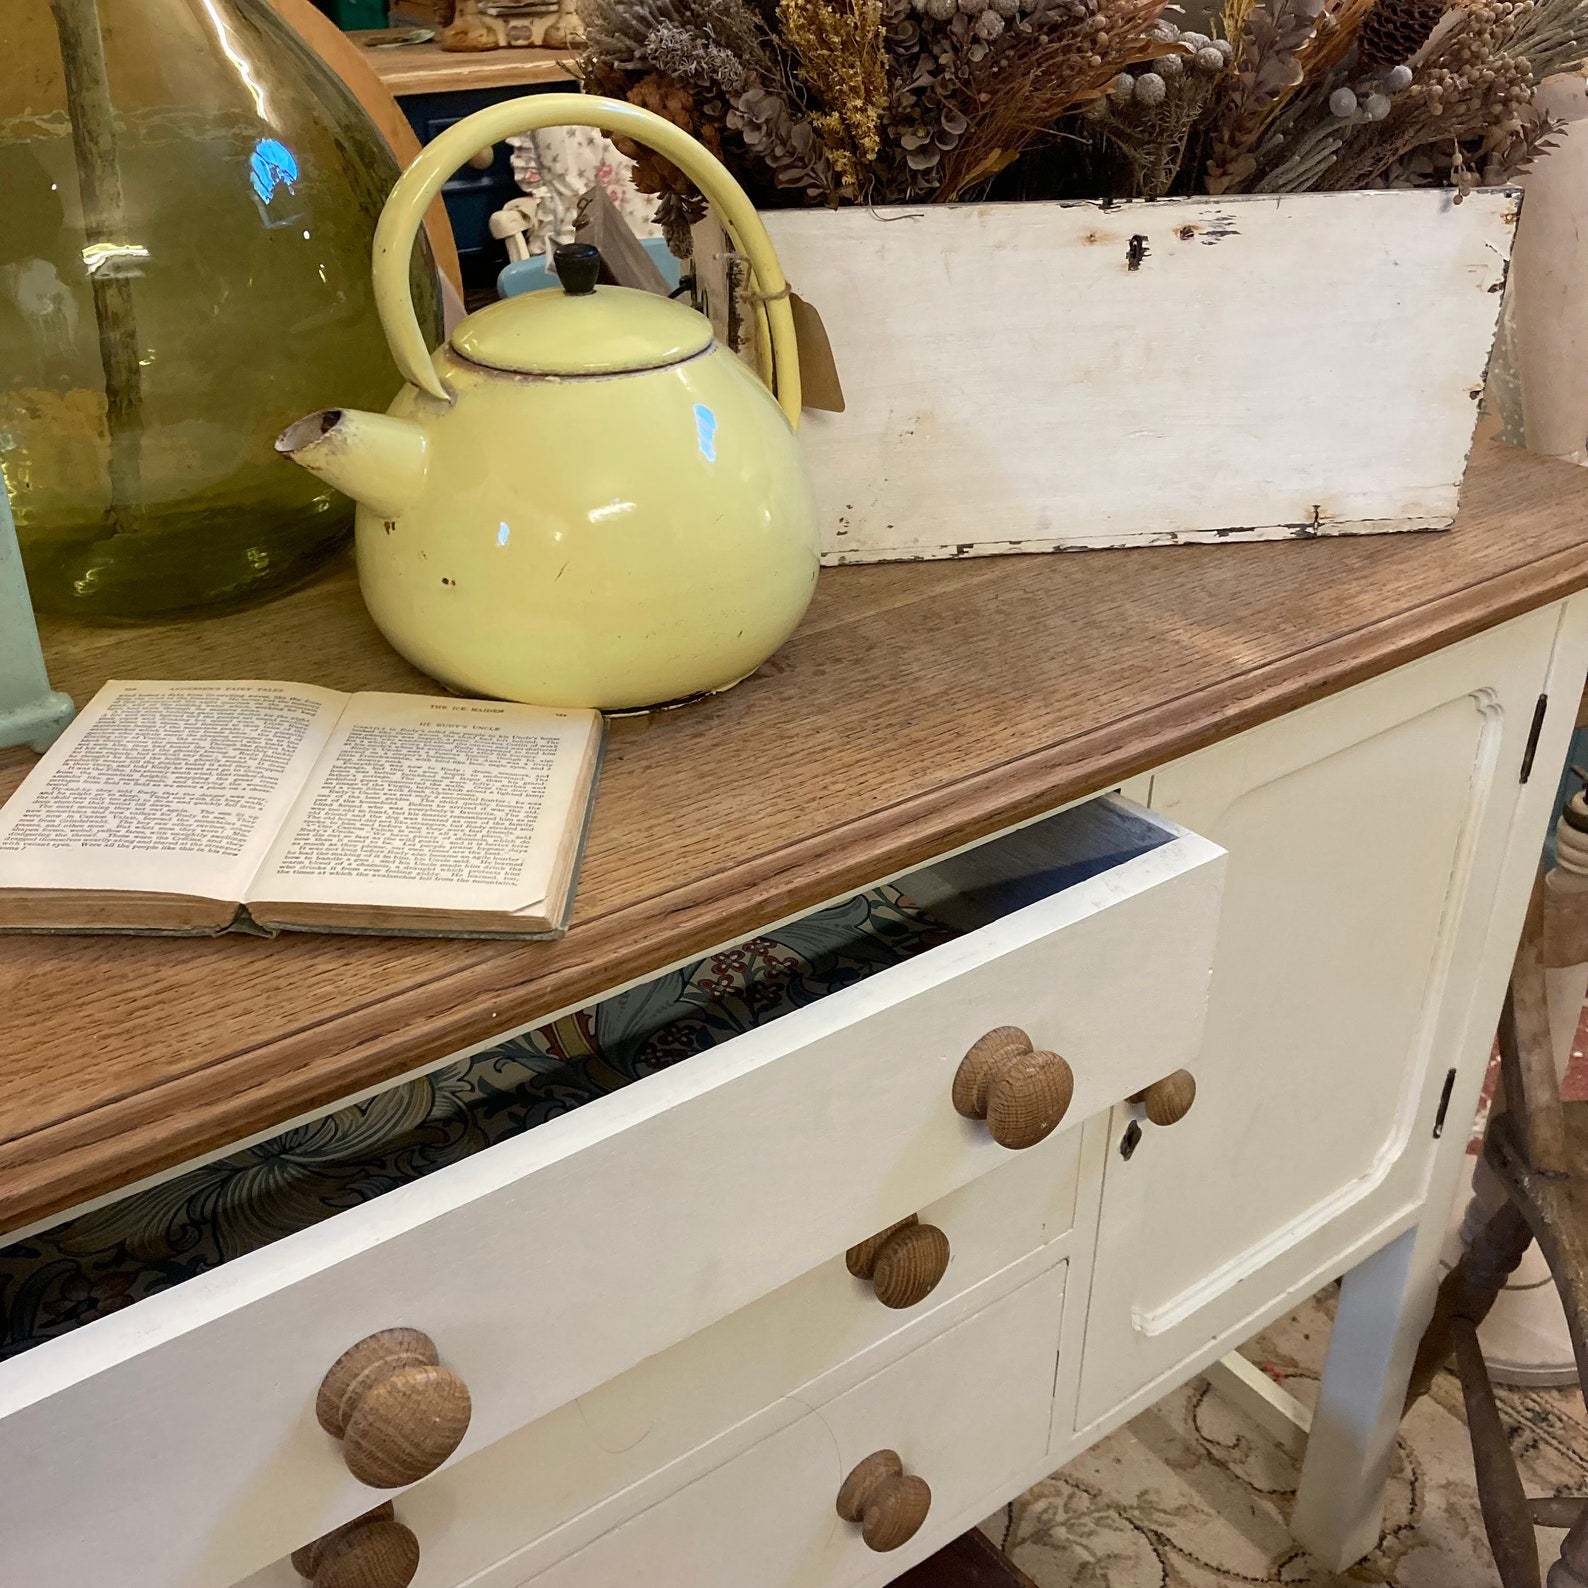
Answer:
xmin=275 ymin=94 xmax=818 ymax=713
xmin=275 ymin=410 xmax=429 ymax=522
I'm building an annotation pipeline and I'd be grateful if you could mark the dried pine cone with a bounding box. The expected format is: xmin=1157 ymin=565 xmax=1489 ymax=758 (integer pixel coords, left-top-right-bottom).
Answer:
xmin=627 ymin=69 xmax=698 ymax=128
xmin=1356 ymin=0 xmax=1448 ymax=67
xmin=612 ymin=73 xmax=721 ymax=199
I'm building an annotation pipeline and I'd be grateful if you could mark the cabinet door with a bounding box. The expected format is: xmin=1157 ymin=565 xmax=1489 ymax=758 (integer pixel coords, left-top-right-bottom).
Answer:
xmin=1077 ymin=607 xmax=1564 ymax=1430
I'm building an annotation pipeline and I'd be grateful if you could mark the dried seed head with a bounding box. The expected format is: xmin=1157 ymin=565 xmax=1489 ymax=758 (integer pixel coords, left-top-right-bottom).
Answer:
xmin=1134 ymin=69 xmax=1167 ymax=103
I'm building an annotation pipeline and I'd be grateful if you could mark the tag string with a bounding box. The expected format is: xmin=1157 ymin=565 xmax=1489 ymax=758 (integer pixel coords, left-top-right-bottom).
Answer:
xmin=709 ymin=250 xmax=792 ymax=304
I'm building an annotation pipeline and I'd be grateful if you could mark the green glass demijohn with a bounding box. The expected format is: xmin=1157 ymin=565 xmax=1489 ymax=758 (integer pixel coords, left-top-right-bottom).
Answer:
xmin=1 ymin=0 xmax=441 ymax=619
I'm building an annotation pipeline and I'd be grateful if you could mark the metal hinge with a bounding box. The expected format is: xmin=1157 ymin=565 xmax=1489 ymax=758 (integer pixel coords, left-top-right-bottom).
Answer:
xmin=1432 ymin=1068 xmax=1458 ymax=1138
xmin=1520 ymin=693 xmax=1549 ymax=783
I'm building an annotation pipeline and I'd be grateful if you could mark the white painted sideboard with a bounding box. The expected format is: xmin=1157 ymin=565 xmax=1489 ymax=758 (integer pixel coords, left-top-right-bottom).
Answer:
xmin=3 ymin=593 xmax=1584 ymax=1588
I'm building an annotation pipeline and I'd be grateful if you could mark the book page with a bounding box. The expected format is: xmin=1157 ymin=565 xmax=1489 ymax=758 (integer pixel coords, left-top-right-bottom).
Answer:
xmin=247 ymin=693 xmax=601 ymax=914
xmin=0 ymin=680 xmax=345 ymax=901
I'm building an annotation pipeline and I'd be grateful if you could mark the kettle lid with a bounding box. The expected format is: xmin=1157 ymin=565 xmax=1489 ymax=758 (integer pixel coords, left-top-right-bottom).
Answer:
xmin=450 ymin=243 xmax=713 ymax=377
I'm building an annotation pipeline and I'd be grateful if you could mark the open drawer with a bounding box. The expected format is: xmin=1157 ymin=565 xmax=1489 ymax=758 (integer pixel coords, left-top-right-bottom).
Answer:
xmin=0 ymin=795 xmax=1222 ymax=1588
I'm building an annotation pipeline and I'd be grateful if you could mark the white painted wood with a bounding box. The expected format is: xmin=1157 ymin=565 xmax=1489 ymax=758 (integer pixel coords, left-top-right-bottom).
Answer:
xmin=0 ymin=789 xmax=1163 ymax=1251
xmin=1202 ymin=1351 xmax=1312 ymax=1461
xmin=1077 ymin=606 xmax=1563 ymax=1430
xmin=240 ymin=1123 xmax=1083 ymax=1588
xmin=0 ymin=799 xmax=1221 ymax=1588
xmin=752 ymin=189 xmax=1518 ymax=563
xmin=356 ymin=679 xmax=1582 ymax=1588
xmin=29 ymin=600 xmax=1587 ymax=1588
xmin=1293 ymin=1226 xmax=1425 ymax=1568
xmin=249 ymin=1116 xmax=1113 ymax=1588
xmin=517 ymin=1262 xmax=1066 ymax=1588
xmin=1292 ymin=592 xmax=1588 ymax=1568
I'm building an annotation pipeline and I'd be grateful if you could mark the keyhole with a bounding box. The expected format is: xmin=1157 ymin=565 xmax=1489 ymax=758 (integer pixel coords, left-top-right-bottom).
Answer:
xmin=1120 ymin=1120 xmax=1143 ymax=1160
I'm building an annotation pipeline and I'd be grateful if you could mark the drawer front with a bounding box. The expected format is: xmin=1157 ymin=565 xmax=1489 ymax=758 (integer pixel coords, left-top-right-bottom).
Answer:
xmin=0 ymin=799 xmax=1220 ymax=1588
xmin=519 ymin=1260 xmax=1067 ymax=1588
xmin=1076 ymin=610 xmax=1563 ymax=1431
xmin=242 ymin=1126 xmax=1083 ymax=1588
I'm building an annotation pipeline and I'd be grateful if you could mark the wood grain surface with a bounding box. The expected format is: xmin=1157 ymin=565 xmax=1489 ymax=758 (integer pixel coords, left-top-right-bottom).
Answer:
xmin=358 ymin=40 xmax=578 ymax=96
xmin=5 ymin=439 xmax=1588 ymax=1235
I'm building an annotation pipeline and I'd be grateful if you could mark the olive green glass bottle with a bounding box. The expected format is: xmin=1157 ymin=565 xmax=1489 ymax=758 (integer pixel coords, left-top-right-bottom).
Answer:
xmin=1 ymin=0 xmax=441 ymax=619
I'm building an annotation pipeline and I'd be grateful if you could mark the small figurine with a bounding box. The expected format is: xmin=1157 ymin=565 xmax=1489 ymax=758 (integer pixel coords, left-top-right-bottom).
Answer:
xmin=439 ymin=0 xmax=501 ymax=51
xmin=541 ymin=0 xmax=584 ymax=48
xmin=439 ymin=0 xmax=584 ymax=50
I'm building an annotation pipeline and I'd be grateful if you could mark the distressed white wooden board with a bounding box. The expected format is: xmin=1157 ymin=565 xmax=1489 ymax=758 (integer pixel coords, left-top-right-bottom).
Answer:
xmin=0 ymin=800 xmax=1220 ymax=1588
xmin=756 ymin=189 xmax=1518 ymax=562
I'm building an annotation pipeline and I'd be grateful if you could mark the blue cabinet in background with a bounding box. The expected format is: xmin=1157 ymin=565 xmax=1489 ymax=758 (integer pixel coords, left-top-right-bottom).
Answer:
xmin=400 ymin=81 xmax=564 ymax=289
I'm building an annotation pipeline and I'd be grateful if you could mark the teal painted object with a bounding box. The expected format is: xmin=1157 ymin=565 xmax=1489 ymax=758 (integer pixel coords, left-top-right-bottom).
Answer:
xmin=0 ymin=481 xmax=73 ymax=753
xmin=319 ymin=0 xmax=388 ymax=29
xmin=497 ymin=236 xmax=683 ymax=300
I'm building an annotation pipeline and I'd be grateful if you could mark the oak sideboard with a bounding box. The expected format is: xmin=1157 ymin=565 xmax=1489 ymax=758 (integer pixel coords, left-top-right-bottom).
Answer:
xmin=4 ymin=439 xmax=1588 ymax=1588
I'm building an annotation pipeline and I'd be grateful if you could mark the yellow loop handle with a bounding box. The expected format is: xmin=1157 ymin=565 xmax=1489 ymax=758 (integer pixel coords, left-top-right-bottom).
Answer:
xmin=374 ymin=93 xmax=801 ymax=426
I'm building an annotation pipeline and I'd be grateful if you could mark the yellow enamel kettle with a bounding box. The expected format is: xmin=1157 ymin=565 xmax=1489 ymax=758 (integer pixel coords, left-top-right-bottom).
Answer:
xmin=277 ymin=95 xmax=818 ymax=711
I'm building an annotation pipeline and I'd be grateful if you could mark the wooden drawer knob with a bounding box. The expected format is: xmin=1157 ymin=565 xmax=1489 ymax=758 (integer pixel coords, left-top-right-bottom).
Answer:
xmin=952 ymin=1026 xmax=1074 ymax=1150
xmin=846 ymin=1216 xmax=951 ymax=1309
xmin=1130 ymin=1069 xmax=1197 ymax=1127
xmin=836 ymin=1449 xmax=932 ymax=1552
xmin=291 ymin=1505 xmax=419 ymax=1588
xmin=316 ymin=1328 xmax=472 ymax=1488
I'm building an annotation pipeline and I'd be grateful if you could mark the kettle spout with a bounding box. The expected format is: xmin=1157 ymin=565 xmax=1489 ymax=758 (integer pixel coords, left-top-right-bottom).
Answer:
xmin=276 ymin=409 xmax=428 ymax=521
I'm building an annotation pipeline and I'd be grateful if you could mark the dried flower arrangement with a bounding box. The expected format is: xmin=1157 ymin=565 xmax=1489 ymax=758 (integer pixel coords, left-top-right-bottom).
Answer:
xmin=579 ymin=0 xmax=1588 ymax=209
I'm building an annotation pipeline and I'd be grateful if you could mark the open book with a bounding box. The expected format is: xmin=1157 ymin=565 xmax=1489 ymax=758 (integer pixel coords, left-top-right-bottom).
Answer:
xmin=0 ymin=681 xmax=603 ymax=938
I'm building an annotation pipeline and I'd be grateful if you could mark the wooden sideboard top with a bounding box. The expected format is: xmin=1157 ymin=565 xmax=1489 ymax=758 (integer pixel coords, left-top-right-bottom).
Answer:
xmin=5 ymin=438 xmax=1588 ymax=1233
xmin=359 ymin=39 xmax=578 ymax=96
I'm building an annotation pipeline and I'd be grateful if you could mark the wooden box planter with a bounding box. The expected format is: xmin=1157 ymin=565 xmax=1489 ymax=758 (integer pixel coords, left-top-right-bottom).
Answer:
xmin=722 ymin=188 xmax=1520 ymax=564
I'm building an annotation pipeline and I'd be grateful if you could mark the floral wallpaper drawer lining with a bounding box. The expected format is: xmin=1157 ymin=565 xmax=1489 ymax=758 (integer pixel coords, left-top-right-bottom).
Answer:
xmin=0 ymin=886 xmax=949 ymax=1363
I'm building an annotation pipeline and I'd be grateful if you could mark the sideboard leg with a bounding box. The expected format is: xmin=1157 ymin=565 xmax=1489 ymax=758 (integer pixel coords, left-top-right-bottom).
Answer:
xmin=1292 ymin=653 xmax=1588 ymax=1568
xmin=1290 ymin=1226 xmax=1429 ymax=1569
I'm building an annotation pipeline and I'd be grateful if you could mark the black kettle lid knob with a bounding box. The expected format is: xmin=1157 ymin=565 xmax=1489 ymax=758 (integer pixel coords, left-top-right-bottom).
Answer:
xmin=553 ymin=243 xmax=601 ymax=296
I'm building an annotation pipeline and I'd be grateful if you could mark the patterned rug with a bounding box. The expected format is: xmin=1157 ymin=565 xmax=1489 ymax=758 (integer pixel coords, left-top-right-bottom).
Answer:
xmin=989 ymin=1289 xmax=1588 ymax=1588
